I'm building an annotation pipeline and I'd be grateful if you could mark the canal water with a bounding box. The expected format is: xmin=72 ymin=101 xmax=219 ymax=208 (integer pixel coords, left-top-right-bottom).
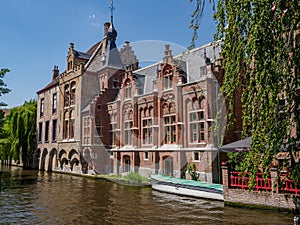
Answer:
xmin=0 ymin=166 xmax=294 ymax=225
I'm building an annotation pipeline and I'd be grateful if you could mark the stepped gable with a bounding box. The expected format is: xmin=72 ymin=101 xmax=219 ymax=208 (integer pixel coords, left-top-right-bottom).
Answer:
xmin=119 ymin=41 xmax=139 ymax=69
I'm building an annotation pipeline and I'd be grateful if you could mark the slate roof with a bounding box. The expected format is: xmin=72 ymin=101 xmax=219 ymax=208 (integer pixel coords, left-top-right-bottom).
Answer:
xmin=75 ymin=51 xmax=91 ymax=60
xmin=130 ymin=41 xmax=222 ymax=95
xmin=36 ymin=79 xmax=59 ymax=94
xmin=104 ymin=40 xmax=123 ymax=69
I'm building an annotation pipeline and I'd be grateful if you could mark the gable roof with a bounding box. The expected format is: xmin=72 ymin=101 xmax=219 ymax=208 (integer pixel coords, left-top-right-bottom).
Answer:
xmin=36 ymin=79 xmax=59 ymax=94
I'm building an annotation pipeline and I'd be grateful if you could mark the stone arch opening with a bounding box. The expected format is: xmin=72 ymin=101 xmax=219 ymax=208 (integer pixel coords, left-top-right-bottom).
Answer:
xmin=70 ymin=158 xmax=80 ymax=171
xmin=48 ymin=148 xmax=58 ymax=171
xmin=58 ymin=149 xmax=67 ymax=159
xmin=61 ymin=157 xmax=69 ymax=170
xmin=68 ymin=149 xmax=79 ymax=160
xmin=40 ymin=148 xmax=48 ymax=171
xmin=58 ymin=149 xmax=68 ymax=170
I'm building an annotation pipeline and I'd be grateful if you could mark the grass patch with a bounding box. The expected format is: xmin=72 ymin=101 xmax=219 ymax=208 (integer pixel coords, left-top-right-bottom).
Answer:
xmin=123 ymin=172 xmax=149 ymax=183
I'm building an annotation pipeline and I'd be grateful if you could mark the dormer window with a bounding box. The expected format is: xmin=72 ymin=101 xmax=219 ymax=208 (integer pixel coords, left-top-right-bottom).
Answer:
xmin=124 ymin=81 xmax=131 ymax=99
xmin=164 ymin=73 xmax=173 ymax=90
xmin=162 ymin=65 xmax=173 ymax=90
xmin=68 ymin=60 xmax=73 ymax=71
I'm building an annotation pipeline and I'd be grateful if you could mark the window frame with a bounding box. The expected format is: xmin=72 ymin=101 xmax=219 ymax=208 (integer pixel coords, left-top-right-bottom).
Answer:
xmin=52 ymin=119 xmax=57 ymax=143
xmin=110 ymin=123 xmax=117 ymax=146
xmin=142 ymin=118 xmax=153 ymax=145
xmin=163 ymin=115 xmax=176 ymax=144
xmin=144 ymin=152 xmax=149 ymax=161
xmin=164 ymin=73 xmax=173 ymax=90
xmin=124 ymin=120 xmax=133 ymax=145
xmin=38 ymin=122 xmax=43 ymax=143
xmin=40 ymin=98 xmax=44 ymax=117
xmin=124 ymin=82 xmax=131 ymax=99
xmin=193 ymin=151 xmax=200 ymax=162
xmin=45 ymin=121 xmax=49 ymax=143
xmin=52 ymin=93 xmax=57 ymax=114
xmin=189 ymin=110 xmax=206 ymax=144
xmin=83 ymin=116 xmax=91 ymax=145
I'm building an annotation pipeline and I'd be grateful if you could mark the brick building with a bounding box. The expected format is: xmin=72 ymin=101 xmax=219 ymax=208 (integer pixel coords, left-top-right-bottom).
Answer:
xmin=35 ymin=17 xmax=239 ymax=183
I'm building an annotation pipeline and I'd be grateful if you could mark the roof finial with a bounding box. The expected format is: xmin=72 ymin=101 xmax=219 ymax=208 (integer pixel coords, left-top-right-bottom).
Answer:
xmin=109 ymin=0 xmax=115 ymax=24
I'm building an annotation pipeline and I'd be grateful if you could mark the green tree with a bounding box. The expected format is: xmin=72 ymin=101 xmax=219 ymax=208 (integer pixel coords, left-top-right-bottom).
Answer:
xmin=0 ymin=68 xmax=11 ymax=131
xmin=0 ymin=100 xmax=37 ymax=167
xmin=0 ymin=68 xmax=11 ymax=107
xmin=190 ymin=0 xmax=300 ymax=185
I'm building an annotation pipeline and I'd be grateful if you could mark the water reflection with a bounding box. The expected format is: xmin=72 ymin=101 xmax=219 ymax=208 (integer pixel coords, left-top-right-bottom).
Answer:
xmin=0 ymin=166 xmax=293 ymax=225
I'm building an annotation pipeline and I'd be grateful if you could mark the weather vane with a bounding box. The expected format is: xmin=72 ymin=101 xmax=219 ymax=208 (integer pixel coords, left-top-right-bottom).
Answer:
xmin=109 ymin=0 xmax=115 ymax=24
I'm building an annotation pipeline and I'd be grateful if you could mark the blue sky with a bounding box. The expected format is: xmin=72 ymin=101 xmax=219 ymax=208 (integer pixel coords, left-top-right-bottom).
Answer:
xmin=0 ymin=0 xmax=216 ymax=108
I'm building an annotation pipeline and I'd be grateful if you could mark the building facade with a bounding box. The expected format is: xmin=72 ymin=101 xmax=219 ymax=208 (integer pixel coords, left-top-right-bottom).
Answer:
xmin=36 ymin=19 xmax=238 ymax=183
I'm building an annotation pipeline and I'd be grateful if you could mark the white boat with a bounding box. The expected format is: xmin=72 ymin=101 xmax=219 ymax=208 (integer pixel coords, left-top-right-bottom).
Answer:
xmin=150 ymin=174 xmax=224 ymax=201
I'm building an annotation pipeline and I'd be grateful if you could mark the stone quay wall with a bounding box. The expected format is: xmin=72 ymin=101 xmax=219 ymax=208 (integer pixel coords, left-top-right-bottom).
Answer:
xmin=221 ymin=165 xmax=297 ymax=210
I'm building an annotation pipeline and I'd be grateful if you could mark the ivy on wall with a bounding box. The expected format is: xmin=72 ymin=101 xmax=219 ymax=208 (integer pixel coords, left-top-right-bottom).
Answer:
xmin=191 ymin=0 xmax=300 ymax=185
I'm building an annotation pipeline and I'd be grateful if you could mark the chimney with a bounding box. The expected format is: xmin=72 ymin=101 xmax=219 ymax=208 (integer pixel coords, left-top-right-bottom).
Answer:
xmin=52 ymin=65 xmax=59 ymax=80
xmin=104 ymin=22 xmax=111 ymax=37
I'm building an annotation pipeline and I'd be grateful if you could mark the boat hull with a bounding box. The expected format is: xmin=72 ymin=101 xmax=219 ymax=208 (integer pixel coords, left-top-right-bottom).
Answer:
xmin=151 ymin=176 xmax=224 ymax=201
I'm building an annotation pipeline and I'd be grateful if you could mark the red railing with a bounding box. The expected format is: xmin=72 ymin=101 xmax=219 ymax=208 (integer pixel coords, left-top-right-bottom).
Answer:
xmin=280 ymin=176 xmax=300 ymax=195
xmin=230 ymin=171 xmax=272 ymax=191
xmin=230 ymin=171 xmax=249 ymax=190
xmin=229 ymin=171 xmax=300 ymax=194
xmin=256 ymin=173 xmax=272 ymax=191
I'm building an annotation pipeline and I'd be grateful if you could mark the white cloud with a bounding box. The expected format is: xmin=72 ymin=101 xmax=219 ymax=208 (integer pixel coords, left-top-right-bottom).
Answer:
xmin=89 ymin=14 xmax=96 ymax=19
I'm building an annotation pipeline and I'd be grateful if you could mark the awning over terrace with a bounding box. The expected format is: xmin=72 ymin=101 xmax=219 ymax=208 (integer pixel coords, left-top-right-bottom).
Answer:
xmin=219 ymin=137 xmax=252 ymax=152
